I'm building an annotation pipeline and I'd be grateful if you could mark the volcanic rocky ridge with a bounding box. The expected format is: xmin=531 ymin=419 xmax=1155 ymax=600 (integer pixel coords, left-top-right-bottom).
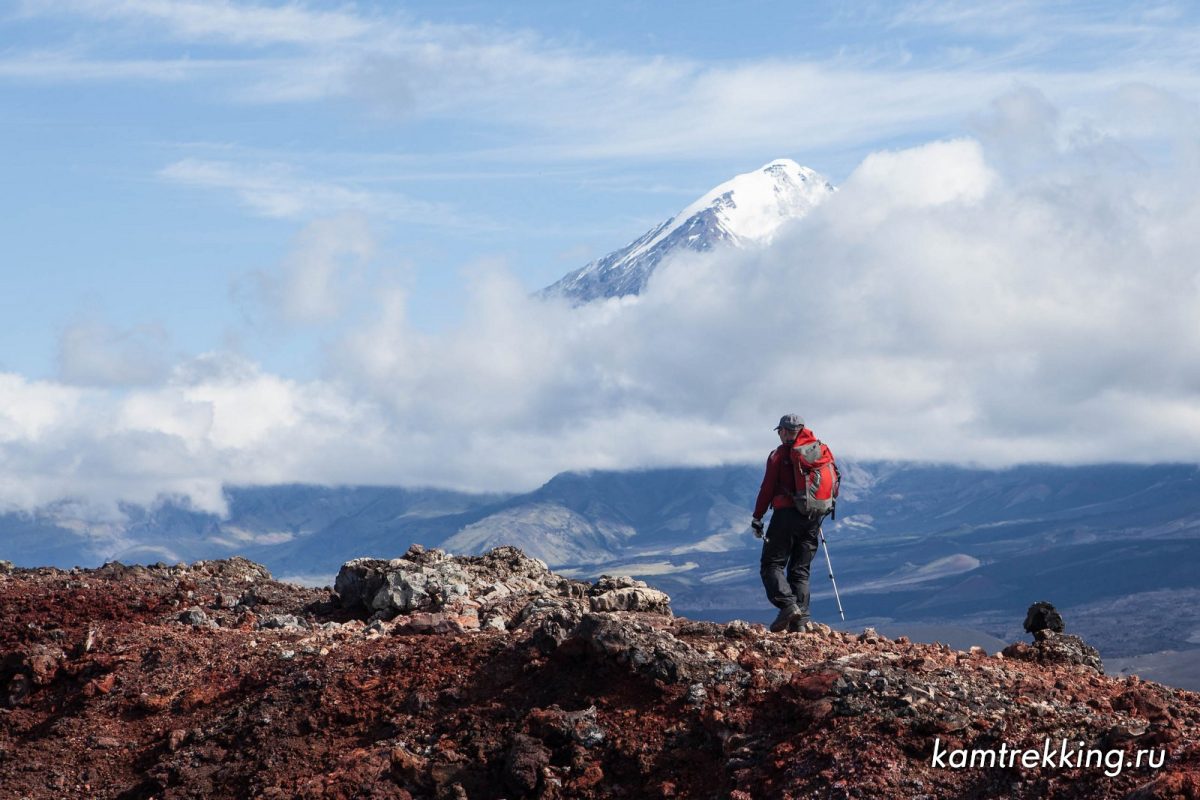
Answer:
xmin=0 ymin=549 xmax=1197 ymax=799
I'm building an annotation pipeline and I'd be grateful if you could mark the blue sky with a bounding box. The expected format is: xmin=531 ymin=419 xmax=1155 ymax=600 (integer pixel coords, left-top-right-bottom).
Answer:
xmin=2 ymin=1 xmax=1200 ymax=512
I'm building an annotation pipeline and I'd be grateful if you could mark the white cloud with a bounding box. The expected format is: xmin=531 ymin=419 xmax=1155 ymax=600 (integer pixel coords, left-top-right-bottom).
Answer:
xmin=27 ymin=0 xmax=371 ymax=46
xmin=829 ymin=139 xmax=996 ymax=230
xmin=0 ymin=355 xmax=392 ymax=515
xmin=254 ymin=215 xmax=375 ymax=324
xmin=56 ymin=318 xmax=172 ymax=386
xmin=158 ymin=159 xmax=462 ymax=224
xmin=0 ymin=51 xmax=226 ymax=82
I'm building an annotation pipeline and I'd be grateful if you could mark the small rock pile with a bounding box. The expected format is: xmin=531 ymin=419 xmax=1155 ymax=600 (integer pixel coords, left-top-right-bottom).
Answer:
xmin=1003 ymin=601 xmax=1105 ymax=673
xmin=334 ymin=544 xmax=672 ymax=636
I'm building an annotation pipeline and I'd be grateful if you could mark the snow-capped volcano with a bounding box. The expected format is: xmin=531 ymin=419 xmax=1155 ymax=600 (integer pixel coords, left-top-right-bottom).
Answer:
xmin=543 ymin=158 xmax=835 ymax=303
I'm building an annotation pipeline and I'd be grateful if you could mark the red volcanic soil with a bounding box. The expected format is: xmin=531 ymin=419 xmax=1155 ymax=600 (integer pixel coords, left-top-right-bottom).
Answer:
xmin=0 ymin=552 xmax=1197 ymax=799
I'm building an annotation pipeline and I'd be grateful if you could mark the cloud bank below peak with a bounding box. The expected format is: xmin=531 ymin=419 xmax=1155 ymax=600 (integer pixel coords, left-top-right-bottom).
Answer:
xmin=3 ymin=91 xmax=1200 ymax=516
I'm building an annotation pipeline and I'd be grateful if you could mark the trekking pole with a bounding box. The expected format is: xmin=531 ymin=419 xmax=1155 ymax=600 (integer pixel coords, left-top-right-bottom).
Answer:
xmin=819 ymin=529 xmax=846 ymax=622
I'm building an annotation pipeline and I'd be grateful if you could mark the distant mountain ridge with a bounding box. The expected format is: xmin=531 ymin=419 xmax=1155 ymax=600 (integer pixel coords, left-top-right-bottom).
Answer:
xmin=543 ymin=158 xmax=834 ymax=303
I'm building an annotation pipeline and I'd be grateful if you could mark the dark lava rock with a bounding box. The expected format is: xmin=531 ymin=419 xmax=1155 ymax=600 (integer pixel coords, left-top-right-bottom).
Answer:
xmin=1023 ymin=600 xmax=1065 ymax=634
xmin=504 ymin=733 xmax=551 ymax=794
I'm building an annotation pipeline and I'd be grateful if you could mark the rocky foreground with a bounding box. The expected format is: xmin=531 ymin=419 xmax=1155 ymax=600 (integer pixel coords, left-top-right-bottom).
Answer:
xmin=0 ymin=548 xmax=1197 ymax=800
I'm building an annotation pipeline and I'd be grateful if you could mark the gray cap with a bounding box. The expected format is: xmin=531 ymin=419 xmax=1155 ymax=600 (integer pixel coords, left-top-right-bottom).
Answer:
xmin=774 ymin=413 xmax=805 ymax=431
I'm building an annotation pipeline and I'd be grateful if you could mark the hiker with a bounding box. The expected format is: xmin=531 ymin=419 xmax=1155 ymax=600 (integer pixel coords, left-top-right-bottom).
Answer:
xmin=750 ymin=413 xmax=838 ymax=632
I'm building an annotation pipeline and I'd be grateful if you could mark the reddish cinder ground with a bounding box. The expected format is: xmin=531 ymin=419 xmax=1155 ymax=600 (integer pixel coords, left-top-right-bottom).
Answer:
xmin=0 ymin=558 xmax=1197 ymax=799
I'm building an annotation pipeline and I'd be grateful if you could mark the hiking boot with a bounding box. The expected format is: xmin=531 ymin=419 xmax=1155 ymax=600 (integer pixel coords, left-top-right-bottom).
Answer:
xmin=787 ymin=615 xmax=811 ymax=633
xmin=769 ymin=605 xmax=803 ymax=633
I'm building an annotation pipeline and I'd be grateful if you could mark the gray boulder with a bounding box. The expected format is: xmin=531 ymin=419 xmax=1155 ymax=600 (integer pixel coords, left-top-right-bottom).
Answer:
xmin=335 ymin=545 xmax=588 ymax=626
xmin=178 ymin=606 xmax=216 ymax=629
xmin=1002 ymin=629 xmax=1104 ymax=673
xmin=587 ymin=575 xmax=672 ymax=614
xmin=568 ymin=613 xmax=743 ymax=686
xmin=256 ymin=614 xmax=309 ymax=632
xmin=335 ymin=545 xmax=472 ymax=615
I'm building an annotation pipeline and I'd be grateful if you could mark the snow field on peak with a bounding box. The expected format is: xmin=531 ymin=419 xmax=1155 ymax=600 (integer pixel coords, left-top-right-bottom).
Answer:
xmin=673 ymin=158 xmax=833 ymax=244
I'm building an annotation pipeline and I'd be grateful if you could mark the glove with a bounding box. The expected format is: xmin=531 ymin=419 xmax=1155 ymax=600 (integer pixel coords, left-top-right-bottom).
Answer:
xmin=750 ymin=518 xmax=764 ymax=538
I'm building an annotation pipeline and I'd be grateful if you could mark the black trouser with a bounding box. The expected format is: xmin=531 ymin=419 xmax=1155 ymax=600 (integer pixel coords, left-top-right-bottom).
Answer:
xmin=760 ymin=507 xmax=822 ymax=614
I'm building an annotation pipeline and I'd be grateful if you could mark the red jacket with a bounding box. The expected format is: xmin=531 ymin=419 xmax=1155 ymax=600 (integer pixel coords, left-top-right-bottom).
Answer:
xmin=753 ymin=430 xmax=820 ymax=519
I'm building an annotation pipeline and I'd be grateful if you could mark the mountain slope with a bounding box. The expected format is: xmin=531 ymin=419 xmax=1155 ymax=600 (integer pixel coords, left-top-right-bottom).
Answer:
xmin=543 ymin=158 xmax=834 ymax=303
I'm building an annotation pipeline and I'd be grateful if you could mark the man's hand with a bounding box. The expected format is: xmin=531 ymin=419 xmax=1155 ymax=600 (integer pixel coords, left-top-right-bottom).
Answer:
xmin=750 ymin=518 xmax=764 ymax=538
